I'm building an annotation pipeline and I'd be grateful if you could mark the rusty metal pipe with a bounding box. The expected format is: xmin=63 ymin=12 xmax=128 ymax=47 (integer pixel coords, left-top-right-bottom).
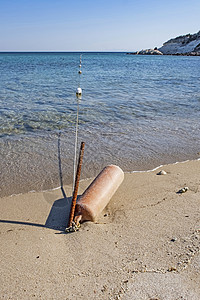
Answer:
xmin=68 ymin=142 xmax=85 ymax=227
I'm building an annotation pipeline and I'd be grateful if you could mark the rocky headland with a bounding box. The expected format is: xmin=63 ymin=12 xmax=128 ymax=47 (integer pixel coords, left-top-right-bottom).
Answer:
xmin=128 ymin=30 xmax=200 ymax=56
xmin=127 ymin=48 xmax=163 ymax=55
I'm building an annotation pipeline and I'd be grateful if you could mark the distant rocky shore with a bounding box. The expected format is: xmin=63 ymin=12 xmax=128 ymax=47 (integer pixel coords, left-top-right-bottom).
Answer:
xmin=127 ymin=30 xmax=200 ymax=56
xmin=127 ymin=48 xmax=163 ymax=55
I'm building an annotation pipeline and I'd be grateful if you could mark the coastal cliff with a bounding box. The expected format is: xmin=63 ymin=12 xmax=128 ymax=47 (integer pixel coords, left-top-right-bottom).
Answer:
xmin=128 ymin=30 xmax=200 ymax=55
xmin=158 ymin=30 xmax=200 ymax=55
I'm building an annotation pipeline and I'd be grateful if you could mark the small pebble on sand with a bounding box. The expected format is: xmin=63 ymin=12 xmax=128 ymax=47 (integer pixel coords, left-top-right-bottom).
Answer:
xmin=177 ymin=187 xmax=189 ymax=194
xmin=157 ymin=170 xmax=167 ymax=175
xmin=170 ymin=238 xmax=177 ymax=242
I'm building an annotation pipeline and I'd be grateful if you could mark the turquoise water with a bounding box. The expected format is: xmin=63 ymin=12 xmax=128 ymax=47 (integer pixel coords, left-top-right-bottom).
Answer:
xmin=0 ymin=52 xmax=200 ymax=196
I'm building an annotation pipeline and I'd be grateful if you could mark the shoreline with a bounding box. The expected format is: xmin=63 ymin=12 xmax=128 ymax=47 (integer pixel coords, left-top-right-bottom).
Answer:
xmin=1 ymin=126 xmax=200 ymax=199
xmin=0 ymin=159 xmax=199 ymax=299
xmin=1 ymin=157 xmax=200 ymax=199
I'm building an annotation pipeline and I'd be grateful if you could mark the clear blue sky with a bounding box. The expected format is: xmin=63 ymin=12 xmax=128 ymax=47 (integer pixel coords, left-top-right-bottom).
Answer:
xmin=0 ymin=0 xmax=199 ymax=51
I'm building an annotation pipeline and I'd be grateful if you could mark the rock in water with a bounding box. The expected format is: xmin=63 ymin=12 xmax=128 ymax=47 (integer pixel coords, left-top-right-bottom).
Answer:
xmin=127 ymin=49 xmax=163 ymax=55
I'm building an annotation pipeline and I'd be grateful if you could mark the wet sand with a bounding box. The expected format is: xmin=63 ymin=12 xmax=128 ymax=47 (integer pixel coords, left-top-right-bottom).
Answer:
xmin=0 ymin=159 xmax=200 ymax=299
xmin=1 ymin=128 xmax=200 ymax=198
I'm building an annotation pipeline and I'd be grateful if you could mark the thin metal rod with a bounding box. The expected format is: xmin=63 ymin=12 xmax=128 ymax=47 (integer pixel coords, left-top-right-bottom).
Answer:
xmin=68 ymin=142 xmax=85 ymax=227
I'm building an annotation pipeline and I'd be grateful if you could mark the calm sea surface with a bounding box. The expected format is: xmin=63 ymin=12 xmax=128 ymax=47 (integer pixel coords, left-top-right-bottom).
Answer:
xmin=0 ymin=52 xmax=200 ymax=196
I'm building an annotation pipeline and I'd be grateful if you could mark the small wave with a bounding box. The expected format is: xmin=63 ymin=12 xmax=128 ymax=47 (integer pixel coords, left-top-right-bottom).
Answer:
xmin=4 ymin=158 xmax=199 ymax=199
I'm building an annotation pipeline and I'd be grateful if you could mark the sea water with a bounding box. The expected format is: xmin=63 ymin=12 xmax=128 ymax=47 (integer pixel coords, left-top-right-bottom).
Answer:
xmin=0 ymin=52 xmax=200 ymax=196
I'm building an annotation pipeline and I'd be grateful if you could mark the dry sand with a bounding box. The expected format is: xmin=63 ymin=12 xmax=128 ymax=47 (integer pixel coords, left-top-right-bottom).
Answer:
xmin=0 ymin=159 xmax=200 ymax=299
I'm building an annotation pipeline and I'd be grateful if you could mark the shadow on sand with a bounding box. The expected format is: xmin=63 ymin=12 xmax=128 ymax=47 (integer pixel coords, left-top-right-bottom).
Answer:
xmin=0 ymin=196 xmax=73 ymax=231
xmin=45 ymin=196 xmax=72 ymax=230
xmin=0 ymin=132 xmax=75 ymax=232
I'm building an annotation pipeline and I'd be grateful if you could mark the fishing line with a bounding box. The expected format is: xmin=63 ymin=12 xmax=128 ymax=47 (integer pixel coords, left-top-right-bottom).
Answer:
xmin=72 ymin=55 xmax=82 ymax=194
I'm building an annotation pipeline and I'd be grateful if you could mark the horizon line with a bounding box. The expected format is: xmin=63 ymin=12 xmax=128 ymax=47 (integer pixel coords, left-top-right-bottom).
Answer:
xmin=0 ymin=50 xmax=130 ymax=53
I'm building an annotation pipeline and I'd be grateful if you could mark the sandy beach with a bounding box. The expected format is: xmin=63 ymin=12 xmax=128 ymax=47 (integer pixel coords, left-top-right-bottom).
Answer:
xmin=0 ymin=159 xmax=200 ymax=299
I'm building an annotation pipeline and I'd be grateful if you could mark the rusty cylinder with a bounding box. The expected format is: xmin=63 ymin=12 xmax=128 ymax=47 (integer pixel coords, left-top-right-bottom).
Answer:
xmin=74 ymin=165 xmax=124 ymax=223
